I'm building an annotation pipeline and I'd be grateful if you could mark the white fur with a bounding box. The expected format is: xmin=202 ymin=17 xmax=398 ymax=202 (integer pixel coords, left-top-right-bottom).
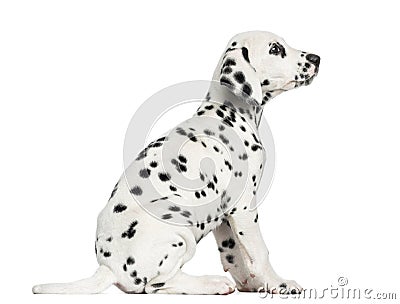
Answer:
xmin=33 ymin=31 xmax=319 ymax=295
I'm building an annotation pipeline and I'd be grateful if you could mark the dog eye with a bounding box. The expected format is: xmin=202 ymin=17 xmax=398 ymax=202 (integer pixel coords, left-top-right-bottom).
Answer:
xmin=269 ymin=43 xmax=281 ymax=55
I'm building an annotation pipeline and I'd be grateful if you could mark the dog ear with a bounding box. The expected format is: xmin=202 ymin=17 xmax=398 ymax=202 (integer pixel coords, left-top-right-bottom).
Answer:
xmin=218 ymin=47 xmax=262 ymax=105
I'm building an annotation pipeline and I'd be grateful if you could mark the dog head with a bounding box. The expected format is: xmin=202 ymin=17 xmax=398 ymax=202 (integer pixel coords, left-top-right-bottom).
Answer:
xmin=215 ymin=31 xmax=320 ymax=106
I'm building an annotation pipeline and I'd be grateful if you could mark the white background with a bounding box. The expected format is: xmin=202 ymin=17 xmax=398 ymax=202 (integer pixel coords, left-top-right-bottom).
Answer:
xmin=1 ymin=0 xmax=399 ymax=303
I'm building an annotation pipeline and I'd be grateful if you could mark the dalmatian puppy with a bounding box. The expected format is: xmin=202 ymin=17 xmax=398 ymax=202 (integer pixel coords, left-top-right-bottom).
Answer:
xmin=33 ymin=31 xmax=320 ymax=295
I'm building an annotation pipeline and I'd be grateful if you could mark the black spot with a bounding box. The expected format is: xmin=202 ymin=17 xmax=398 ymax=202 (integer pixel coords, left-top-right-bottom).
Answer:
xmin=222 ymin=238 xmax=235 ymax=249
xmin=213 ymin=146 xmax=220 ymax=153
xmin=213 ymin=175 xmax=218 ymax=183
xmin=200 ymin=223 xmax=205 ymax=230
xmin=178 ymin=163 xmax=187 ymax=172
xmin=233 ymin=71 xmax=245 ymax=84
xmin=139 ymin=168 xmax=151 ymax=178
xmin=261 ymin=79 xmax=270 ymax=86
xmin=135 ymin=149 xmax=148 ymax=161
xmin=181 ymin=210 xmax=191 ymax=218
xmin=229 ymin=110 xmax=236 ymax=122
xmin=201 ymin=141 xmax=207 ymax=148
xmin=242 ymin=47 xmax=250 ymax=63
xmin=251 ymin=144 xmax=262 ymax=151
xmin=223 ymin=66 xmax=232 ymax=74
xmin=239 ymin=231 xmax=244 ymax=235
xmin=223 ymin=58 xmax=236 ymax=67
xmin=169 ymin=185 xmax=177 ymax=192
xmin=201 ymin=190 xmax=206 ymax=197
xmin=279 ymin=283 xmax=287 ymax=288
xmin=134 ymin=278 xmax=142 ymax=285
xmin=150 ymin=161 xmax=158 ymax=168
xmin=204 ymin=129 xmax=215 ymax=136
xmin=195 ymin=191 xmax=200 ymax=199
xmin=158 ymin=172 xmax=171 ymax=182
xmin=151 ymin=282 xmax=165 ymax=288
xmin=226 ymin=254 xmax=234 ymax=264
xmin=205 ymin=105 xmax=214 ymax=110
xmin=222 ymin=117 xmax=234 ymax=127
xmin=224 ymin=160 xmax=232 ymax=170
xmin=244 ymin=140 xmax=249 ymax=146
xmin=113 ymin=204 xmax=127 ymax=213
xmin=218 ymin=247 xmax=224 ymax=252
xmin=109 ymin=182 xmax=118 ymax=200
xmin=242 ymin=83 xmax=252 ymax=96
xmin=219 ymin=134 xmax=229 ymax=144
xmin=176 ymin=127 xmax=187 ymax=136
xmin=123 ymin=264 xmax=127 ymax=271
xmin=197 ymin=110 xmax=205 ymax=116
xmin=231 ymin=41 xmax=237 ymax=46
xmin=106 ymin=236 xmax=113 ymax=242
xmin=219 ymin=104 xmax=227 ymax=111
xmin=187 ymin=132 xmax=197 ymax=142
xmin=240 ymin=125 xmax=246 ymax=132
xmin=169 ymin=205 xmax=181 ymax=212
xmin=121 ymin=220 xmax=138 ymax=239
xmin=254 ymin=213 xmax=259 ymax=223
xmin=130 ymin=270 xmax=137 ymax=277
xmin=159 ymin=260 xmax=163 ymax=267
xmin=178 ymin=154 xmax=187 ymax=163
xmin=127 ymin=256 xmax=135 ymax=265
xmin=216 ymin=109 xmax=224 ymax=118
xmin=178 ymin=242 xmax=183 ymax=246
xmin=252 ymin=133 xmax=260 ymax=144
xmin=150 ymin=141 xmax=162 ymax=148
xmin=103 ymin=251 xmax=111 ymax=258
xmin=220 ymin=76 xmax=233 ymax=88
xmin=162 ymin=214 xmax=172 ymax=220
xmin=130 ymin=186 xmax=143 ymax=196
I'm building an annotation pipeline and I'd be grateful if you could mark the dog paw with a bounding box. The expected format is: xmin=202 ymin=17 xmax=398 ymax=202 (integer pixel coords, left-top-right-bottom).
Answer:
xmin=269 ymin=280 xmax=302 ymax=294
xmin=204 ymin=275 xmax=236 ymax=295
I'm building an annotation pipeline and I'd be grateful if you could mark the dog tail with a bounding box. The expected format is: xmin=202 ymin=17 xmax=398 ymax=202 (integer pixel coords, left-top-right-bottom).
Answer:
xmin=32 ymin=265 xmax=116 ymax=294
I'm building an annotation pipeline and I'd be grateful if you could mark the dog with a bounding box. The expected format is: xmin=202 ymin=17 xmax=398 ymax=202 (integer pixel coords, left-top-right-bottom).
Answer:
xmin=33 ymin=31 xmax=320 ymax=295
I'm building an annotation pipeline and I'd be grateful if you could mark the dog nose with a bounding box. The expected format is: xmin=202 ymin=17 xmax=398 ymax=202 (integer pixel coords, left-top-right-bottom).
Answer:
xmin=306 ymin=54 xmax=320 ymax=67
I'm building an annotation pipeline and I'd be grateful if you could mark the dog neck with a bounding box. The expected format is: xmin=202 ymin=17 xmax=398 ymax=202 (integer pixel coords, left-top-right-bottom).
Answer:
xmin=196 ymin=83 xmax=263 ymax=130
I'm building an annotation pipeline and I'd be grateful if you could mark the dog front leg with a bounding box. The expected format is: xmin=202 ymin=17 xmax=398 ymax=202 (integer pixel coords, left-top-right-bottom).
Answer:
xmin=224 ymin=208 xmax=302 ymax=294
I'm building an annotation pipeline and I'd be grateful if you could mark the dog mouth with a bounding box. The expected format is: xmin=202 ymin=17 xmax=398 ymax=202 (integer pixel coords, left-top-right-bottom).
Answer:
xmin=294 ymin=73 xmax=317 ymax=88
